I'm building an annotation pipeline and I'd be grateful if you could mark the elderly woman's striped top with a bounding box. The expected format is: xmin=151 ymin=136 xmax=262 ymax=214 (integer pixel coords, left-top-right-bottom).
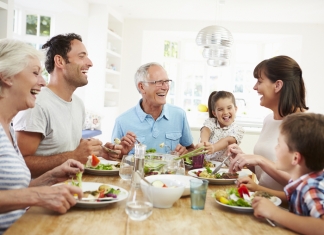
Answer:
xmin=0 ymin=123 xmax=31 ymax=234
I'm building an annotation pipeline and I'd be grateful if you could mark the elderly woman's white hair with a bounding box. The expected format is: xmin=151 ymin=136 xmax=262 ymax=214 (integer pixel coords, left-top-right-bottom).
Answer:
xmin=134 ymin=62 xmax=166 ymax=93
xmin=0 ymin=39 xmax=44 ymax=95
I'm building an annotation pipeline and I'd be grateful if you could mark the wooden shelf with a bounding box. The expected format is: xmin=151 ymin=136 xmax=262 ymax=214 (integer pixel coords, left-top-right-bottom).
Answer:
xmin=107 ymin=49 xmax=121 ymax=58
xmin=107 ymin=29 xmax=122 ymax=41
xmin=105 ymin=69 xmax=120 ymax=75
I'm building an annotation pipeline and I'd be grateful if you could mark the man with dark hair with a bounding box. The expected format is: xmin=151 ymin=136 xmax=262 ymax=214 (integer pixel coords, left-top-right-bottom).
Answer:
xmin=13 ymin=33 xmax=119 ymax=177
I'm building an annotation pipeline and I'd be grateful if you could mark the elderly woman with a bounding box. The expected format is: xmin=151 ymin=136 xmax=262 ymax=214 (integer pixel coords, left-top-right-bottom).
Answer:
xmin=0 ymin=39 xmax=83 ymax=234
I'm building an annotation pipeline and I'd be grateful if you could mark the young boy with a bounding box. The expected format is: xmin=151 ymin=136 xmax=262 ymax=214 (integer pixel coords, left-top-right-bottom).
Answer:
xmin=252 ymin=112 xmax=324 ymax=235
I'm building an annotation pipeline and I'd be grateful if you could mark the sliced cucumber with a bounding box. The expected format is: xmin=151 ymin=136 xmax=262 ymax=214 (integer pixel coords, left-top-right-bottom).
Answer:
xmin=152 ymin=180 xmax=165 ymax=188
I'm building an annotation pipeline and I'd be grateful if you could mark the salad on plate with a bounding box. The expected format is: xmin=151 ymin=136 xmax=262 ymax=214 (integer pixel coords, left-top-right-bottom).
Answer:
xmin=212 ymin=185 xmax=281 ymax=212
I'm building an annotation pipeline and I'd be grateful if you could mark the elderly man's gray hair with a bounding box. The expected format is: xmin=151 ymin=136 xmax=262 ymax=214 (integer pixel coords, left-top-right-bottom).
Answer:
xmin=134 ymin=62 xmax=166 ymax=93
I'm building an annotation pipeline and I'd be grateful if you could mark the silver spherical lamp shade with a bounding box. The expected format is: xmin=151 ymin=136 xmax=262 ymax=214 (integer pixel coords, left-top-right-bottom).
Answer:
xmin=196 ymin=25 xmax=233 ymax=67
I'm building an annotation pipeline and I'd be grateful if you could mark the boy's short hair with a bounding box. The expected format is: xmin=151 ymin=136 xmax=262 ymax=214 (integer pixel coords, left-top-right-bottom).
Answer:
xmin=280 ymin=112 xmax=324 ymax=171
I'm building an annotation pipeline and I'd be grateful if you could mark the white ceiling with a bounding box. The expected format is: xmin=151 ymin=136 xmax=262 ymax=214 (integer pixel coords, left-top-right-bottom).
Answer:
xmin=88 ymin=0 xmax=324 ymax=23
xmin=14 ymin=0 xmax=324 ymax=24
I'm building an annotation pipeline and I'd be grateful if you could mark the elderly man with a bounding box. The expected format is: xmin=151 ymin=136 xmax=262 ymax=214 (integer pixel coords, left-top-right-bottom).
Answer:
xmin=112 ymin=62 xmax=195 ymax=156
xmin=13 ymin=33 xmax=121 ymax=177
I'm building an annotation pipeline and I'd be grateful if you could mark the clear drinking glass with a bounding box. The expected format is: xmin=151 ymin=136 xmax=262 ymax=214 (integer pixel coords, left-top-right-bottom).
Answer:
xmin=125 ymin=172 xmax=153 ymax=221
xmin=119 ymin=155 xmax=133 ymax=180
xmin=165 ymin=151 xmax=185 ymax=175
xmin=190 ymin=179 xmax=209 ymax=210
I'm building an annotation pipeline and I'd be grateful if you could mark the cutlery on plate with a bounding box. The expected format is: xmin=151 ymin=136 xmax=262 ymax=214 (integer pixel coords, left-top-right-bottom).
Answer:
xmin=136 ymin=170 xmax=152 ymax=185
xmin=242 ymin=193 xmax=276 ymax=227
xmin=79 ymin=197 xmax=116 ymax=201
xmin=265 ymin=218 xmax=276 ymax=227
xmin=102 ymin=145 xmax=119 ymax=155
xmin=211 ymin=154 xmax=232 ymax=174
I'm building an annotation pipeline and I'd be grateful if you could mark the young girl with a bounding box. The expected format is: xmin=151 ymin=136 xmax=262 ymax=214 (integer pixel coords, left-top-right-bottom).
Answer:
xmin=197 ymin=91 xmax=244 ymax=163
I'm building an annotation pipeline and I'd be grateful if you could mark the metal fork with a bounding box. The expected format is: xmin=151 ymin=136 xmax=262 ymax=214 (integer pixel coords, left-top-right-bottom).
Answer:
xmin=211 ymin=155 xmax=231 ymax=174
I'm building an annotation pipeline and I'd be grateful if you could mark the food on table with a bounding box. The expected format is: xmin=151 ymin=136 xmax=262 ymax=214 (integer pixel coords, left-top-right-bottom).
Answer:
xmin=237 ymin=184 xmax=250 ymax=198
xmin=203 ymin=160 xmax=215 ymax=168
xmin=159 ymin=142 xmax=172 ymax=152
xmin=212 ymin=187 xmax=275 ymax=207
xmin=213 ymin=189 xmax=228 ymax=201
xmin=146 ymin=148 xmax=157 ymax=153
xmin=152 ymin=180 xmax=167 ymax=188
xmin=114 ymin=138 xmax=121 ymax=144
xmin=83 ymin=184 xmax=121 ymax=201
xmin=253 ymin=191 xmax=272 ymax=199
xmin=86 ymin=154 xmax=101 ymax=168
xmin=85 ymin=155 xmax=120 ymax=171
xmin=174 ymin=147 xmax=208 ymax=161
xmin=151 ymin=180 xmax=176 ymax=188
xmin=193 ymin=167 xmax=239 ymax=179
xmin=144 ymin=161 xmax=166 ymax=176
xmin=71 ymin=171 xmax=83 ymax=188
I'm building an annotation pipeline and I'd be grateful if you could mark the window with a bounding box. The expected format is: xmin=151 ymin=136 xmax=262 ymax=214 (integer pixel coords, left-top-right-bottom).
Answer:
xmin=142 ymin=32 xmax=302 ymax=124
xmin=13 ymin=8 xmax=54 ymax=83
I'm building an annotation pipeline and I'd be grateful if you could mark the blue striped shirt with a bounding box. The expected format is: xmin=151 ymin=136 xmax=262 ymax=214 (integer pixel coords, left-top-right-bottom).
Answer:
xmin=0 ymin=123 xmax=31 ymax=234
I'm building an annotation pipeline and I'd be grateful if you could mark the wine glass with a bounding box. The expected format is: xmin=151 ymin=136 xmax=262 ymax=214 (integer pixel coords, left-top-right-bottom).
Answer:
xmin=119 ymin=155 xmax=133 ymax=180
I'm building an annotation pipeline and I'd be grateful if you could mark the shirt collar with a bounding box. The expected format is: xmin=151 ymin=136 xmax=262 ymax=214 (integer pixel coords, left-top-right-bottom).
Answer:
xmin=135 ymin=99 xmax=169 ymax=122
xmin=284 ymin=171 xmax=324 ymax=197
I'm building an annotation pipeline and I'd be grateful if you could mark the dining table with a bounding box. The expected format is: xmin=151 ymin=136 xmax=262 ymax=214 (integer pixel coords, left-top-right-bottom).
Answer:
xmin=4 ymin=171 xmax=297 ymax=235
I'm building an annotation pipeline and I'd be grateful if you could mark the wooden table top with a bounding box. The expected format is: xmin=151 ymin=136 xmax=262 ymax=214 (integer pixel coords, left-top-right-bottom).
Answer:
xmin=5 ymin=173 xmax=297 ymax=235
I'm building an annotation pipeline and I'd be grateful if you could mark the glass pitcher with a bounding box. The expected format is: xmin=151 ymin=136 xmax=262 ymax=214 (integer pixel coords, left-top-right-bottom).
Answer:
xmin=125 ymin=169 xmax=153 ymax=221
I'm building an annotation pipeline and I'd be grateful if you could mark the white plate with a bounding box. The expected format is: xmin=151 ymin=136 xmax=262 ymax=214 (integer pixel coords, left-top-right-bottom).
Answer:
xmin=84 ymin=158 xmax=120 ymax=176
xmin=145 ymin=174 xmax=196 ymax=197
xmin=74 ymin=182 xmax=128 ymax=208
xmin=187 ymin=168 xmax=252 ymax=185
xmin=214 ymin=192 xmax=282 ymax=213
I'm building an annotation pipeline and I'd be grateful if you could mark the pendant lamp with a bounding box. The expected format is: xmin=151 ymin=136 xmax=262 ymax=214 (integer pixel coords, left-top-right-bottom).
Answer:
xmin=196 ymin=25 xmax=233 ymax=67
xmin=195 ymin=0 xmax=233 ymax=67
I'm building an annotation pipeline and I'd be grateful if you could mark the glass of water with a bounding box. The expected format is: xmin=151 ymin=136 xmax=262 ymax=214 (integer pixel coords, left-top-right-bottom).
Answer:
xmin=125 ymin=172 xmax=153 ymax=221
xmin=119 ymin=155 xmax=133 ymax=180
xmin=190 ymin=179 xmax=209 ymax=210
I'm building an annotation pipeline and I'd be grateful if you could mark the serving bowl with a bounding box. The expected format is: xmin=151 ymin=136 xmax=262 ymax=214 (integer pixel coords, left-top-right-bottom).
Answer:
xmin=144 ymin=153 xmax=184 ymax=176
xmin=141 ymin=177 xmax=185 ymax=208
xmin=145 ymin=174 xmax=195 ymax=197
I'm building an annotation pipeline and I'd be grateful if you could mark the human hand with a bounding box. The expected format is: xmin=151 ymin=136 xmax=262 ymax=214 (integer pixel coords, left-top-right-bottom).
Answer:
xmin=252 ymin=196 xmax=279 ymax=220
xmin=49 ymin=159 xmax=84 ymax=184
xmin=101 ymin=142 xmax=122 ymax=161
xmin=229 ymin=153 xmax=260 ymax=173
xmin=74 ymin=138 xmax=103 ymax=163
xmin=33 ymin=184 xmax=82 ymax=214
xmin=227 ymin=143 xmax=243 ymax=158
xmin=196 ymin=142 xmax=205 ymax=148
xmin=235 ymin=176 xmax=259 ymax=192
xmin=201 ymin=142 xmax=214 ymax=155
xmin=115 ymin=132 xmax=137 ymax=156
xmin=173 ymin=144 xmax=188 ymax=156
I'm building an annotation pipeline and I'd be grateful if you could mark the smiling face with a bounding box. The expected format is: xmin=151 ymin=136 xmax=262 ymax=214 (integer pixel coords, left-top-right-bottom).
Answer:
xmin=12 ymin=57 xmax=46 ymax=110
xmin=63 ymin=39 xmax=93 ymax=88
xmin=253 ymin=70 xmax=279 ymax=111
xmin=212 ymin=97 xmax=237 ymax=128
xmin=141 ymin=65 xmax=169 ymax=108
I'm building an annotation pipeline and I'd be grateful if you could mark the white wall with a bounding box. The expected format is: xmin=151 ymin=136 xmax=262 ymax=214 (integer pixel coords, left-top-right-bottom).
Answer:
xmin=120 ymin=19 xmax=324 ymax=116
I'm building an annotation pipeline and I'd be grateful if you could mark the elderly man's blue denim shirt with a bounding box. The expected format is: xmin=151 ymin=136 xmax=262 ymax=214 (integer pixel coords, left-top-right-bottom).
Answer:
xmin=111 ymin=100 xmax=193 ymax=154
